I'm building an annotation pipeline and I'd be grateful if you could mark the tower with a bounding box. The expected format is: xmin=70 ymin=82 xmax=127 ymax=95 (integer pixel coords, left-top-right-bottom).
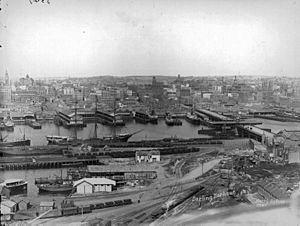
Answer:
xmin=5 ymin=70 xmax=9 ymax=85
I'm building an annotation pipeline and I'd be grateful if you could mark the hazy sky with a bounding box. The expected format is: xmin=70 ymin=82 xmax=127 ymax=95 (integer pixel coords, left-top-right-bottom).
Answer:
xmin=0 ymin=0 xmax=299 ymax=78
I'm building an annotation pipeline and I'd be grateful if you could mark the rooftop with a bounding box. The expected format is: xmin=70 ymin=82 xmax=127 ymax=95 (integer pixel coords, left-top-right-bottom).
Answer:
xmin=74 ymin=177 xmax=116 ymax=187
xmin=87 ymin=164 xmax=156 ymax=173
xmin=1 ymin=199 xmax=17 ymax=208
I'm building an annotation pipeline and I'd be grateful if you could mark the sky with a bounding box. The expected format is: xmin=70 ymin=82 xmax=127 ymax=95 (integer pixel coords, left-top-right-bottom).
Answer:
xmin=0 ymin=0 xmax=299 ymax=78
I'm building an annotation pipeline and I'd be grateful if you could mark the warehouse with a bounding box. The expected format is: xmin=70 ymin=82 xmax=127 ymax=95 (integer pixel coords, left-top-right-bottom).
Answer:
xmin=74 ymin=178 xmax=116 ymax=194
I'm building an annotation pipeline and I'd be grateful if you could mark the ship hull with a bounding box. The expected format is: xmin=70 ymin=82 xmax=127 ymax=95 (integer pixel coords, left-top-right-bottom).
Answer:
xmin=37 ymin=185 xmax=73 ymax=193
xmin=84 ymin=134 xmax=133 ymax=146
xmin=0 ymin=146 xmax=63 ymax=156
xmin=149 ymin=116 xmax=158 ymax=124
xmin=165 ymin=118 xmax=174 ymax=126
xmin=0 ymin=139 xmax=31 ymax=147
xmin=5 ymin=126 xmax=14 ymax=132
xmin=185 ymin=116 xmax=201 ymax=125
xmin=134 ymin=116 xmax=149 ymax=124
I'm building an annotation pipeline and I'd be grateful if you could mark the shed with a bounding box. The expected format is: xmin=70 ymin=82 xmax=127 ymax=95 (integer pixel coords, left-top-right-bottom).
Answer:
xmin=40 ymin=201 xmax=55 ymax=212
xmin=17 ymin=200 xmax=31 ymax=211
xmin=1 ymin=199 xmax=17 ymax=221
xmin=1 ymin=199 xmax=18 ymax=213
xmin=74 ymin=178 xmax=116 ymax=194
xmin=136 ymin=150 xmax=160 ymax=163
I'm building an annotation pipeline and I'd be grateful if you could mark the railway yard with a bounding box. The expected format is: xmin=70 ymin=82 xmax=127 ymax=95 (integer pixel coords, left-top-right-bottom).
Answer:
xmin=1 ymin=134 xmax=300 ymax=226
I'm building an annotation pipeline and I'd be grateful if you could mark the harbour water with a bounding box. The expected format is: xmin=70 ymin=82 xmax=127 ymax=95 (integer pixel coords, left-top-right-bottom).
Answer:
xmin=1 ymin=118 xmax=300 ymax=198
xmin=0 ymin=168 xmax=69 ymax=198
xmin=2 ymin=119 xmax=210 ymax=146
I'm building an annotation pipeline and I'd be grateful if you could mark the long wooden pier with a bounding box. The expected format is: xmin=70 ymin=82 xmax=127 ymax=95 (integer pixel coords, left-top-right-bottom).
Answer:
xmin=0 ymin=156 xmax=101 ymax=171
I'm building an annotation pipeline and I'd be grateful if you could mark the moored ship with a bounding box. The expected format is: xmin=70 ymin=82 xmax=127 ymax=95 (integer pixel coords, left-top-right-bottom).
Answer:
xmin=83 ymin=97 xmax=141 ymax=146
xmin=46 ymin=135 xmax=70 ymax=145
xmin=37 ymin=183 xmax=74 ymax=193
xmin=165 ymin=115 xmax=175 ymax=126
xmin=165 ymin=114 xmax=182 ymax=126
xmin=185 ymin=112 xmax=201 ymax=125
xmin=0 ymin=122 xmax=5 ymax=131
xmin=134 ymin=111 xmax=150 ymax=124
xmin=4 ymin=120 xmax=14 ymax=131
xmin=0 ymin=130 xmax=31 ymax=147
xmin=148 ymin=114 xmax=158 ymax=124
xmin=0 ymin=139 xmax=31 ymax=147
xmin=35 ymin=174 xmax=74 ymax=194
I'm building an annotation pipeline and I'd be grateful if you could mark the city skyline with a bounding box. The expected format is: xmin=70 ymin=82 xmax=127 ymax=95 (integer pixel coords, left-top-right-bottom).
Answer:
xmin=0 ymin=0 xmax=299 ymax=78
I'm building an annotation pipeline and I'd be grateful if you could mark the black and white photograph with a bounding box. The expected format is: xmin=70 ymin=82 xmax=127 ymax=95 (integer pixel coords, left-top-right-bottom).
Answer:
xmin=0 ymin=0 xmax=300 ymax=225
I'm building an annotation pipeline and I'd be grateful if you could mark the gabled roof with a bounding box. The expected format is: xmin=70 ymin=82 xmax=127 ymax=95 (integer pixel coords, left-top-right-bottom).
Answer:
xmin=1 ymin=200 xmax=17 ymax=208
xmin=40 ymin=201 xmax=54 ymax=207
xmin=136 ymin=150 xmax=160 ymax=156
xmin=74 ymin=178 xmax=116 ymax=187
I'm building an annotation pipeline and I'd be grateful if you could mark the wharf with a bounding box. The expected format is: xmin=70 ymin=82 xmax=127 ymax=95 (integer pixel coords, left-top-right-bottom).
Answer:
xmin=236 ymin=125 xmax=275 ymax=142
xmin=0 ymin=145 xmax=65 ymax=157
xmin=65 ymin=143 xmax=223 ymax=158
xmin=198 ymin=118 xmax=262 ymax=129
xmin=0 ymin=156 xmax=101 ymax=170
xmin=253 ymin=114 xmax=300 ymax=122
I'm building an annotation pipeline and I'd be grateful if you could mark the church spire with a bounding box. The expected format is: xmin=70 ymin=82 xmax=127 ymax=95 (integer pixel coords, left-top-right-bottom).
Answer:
xmin=5 ymin=70 xmax=9 ymax=85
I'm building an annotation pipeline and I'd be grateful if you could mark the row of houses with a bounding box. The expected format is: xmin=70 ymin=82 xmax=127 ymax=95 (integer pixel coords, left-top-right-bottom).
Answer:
xmin=1 ymin=199 xmax=31 ymax=222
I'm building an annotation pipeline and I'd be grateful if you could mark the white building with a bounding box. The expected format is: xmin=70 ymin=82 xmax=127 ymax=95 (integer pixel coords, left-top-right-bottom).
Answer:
xmin=74 ymin=178 xmax=116 ymax=194
xmin=1 ymin=199 xmax=17 ymax=221
xmin=136 ymin=150 xmax=160 ymax=163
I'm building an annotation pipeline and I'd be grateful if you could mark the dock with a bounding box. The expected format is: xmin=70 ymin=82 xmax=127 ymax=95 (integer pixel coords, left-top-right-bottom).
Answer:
xmin=0 ymin=156 xmax=101 ymax=171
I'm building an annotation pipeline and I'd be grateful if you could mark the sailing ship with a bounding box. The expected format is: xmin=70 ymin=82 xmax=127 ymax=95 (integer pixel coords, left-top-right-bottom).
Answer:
xmin=83 ymin=96 xmax=141 ymax=146
xmin=35 ymin=171 xmax=74 ymax=194
xmin=37 ymin=182 xmax=74 ymax=193
xmin=0 ymin=129 xmax=31 ymax=147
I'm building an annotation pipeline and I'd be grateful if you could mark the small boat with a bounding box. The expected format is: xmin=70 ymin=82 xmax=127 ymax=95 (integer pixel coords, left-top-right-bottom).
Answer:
xmin=185 ymin=112 xmax=201 ymax=125
xmin=0 ymin=179 xmax=28 ymax=196
xmin=165 ymin=116 xmax=175 ymax=126
xmin=46 ymin=135 xmax=70 ymax=145
xmin=0 ymin=122 xmax=5 ymax=131
xmin=148 ymin=114 xmax=158 ymax=124
xmin=37 ymin=183 xmax=74 ymax=193
xmin=4 ymin=120 xmax=14 ymax=131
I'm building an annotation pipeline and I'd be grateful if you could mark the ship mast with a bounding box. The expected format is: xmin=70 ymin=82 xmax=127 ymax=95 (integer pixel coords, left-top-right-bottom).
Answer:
xmin=112 ymin=97 xmax=116 ymax=139
xmin=94 ymin=95 xmax=98 ymax=139
xmin=74 ymin=88 xmax=78 ymax=140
